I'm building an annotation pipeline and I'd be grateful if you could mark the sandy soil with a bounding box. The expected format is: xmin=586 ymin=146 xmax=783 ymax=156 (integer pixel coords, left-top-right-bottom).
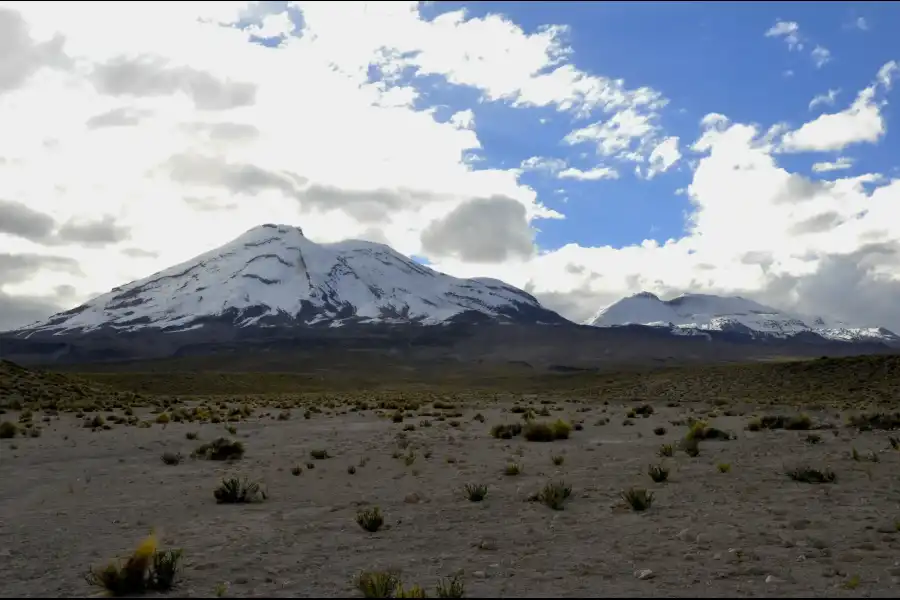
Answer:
xmin=1 ymin=400 xmax=899 ymax=598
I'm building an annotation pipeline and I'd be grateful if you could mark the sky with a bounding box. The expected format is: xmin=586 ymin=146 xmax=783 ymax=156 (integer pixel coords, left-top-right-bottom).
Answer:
xmin=1 ymin=1 xmax=900 ymax=332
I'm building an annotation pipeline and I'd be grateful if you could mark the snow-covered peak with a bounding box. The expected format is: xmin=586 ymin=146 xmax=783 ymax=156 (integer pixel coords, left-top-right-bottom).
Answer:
xmin=15 ymin=224 xmax=565 ymax=336
xmin=589 ymin=291 xmax=900 ymax=344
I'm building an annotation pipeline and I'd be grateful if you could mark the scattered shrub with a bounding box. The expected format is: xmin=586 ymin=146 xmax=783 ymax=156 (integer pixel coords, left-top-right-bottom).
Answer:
xmin=0 ymin=421 xmax=17 ymax=438
xmin=213 ymin=477 xmax=267 ymax=503
xmin=786 ymin=466 xmax=836 ymax=484
xmin=621 ymin=487 xmax=654 ymax=511
xmin=161 ymin=452 xmax=182 ymax=466
xmin=356 ymin=507 xmax=384 ymax=532
xmin=435 ymin=575 xmax=465 ymax=598
xmin=717 ymin=462 xmax=731 ymax=473
xmin=192 ymin=438 xmax=244 ymax=461
xmin=535 ymin=480 xmax=572 ymax=510
xmin=504 ymin=462 xmax=521 ymax=476
xmin=84 ymin=534 xmax=182 ymax=596
xmin=354 ymin=570 xmax=400 ymax=598
xmin=490 ymin=423 xmax=522 ymax=439
xmin=464 ymin=483 xmax=488 ymax=502
xmin=647 ymin=464 xmax=669 ymax=482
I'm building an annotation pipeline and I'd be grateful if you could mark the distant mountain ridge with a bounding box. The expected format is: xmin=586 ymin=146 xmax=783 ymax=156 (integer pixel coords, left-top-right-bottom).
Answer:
xmin=588 ymin=291 xmax=900 ymax=345
xmin=2 ymin=226 xmax=898 ymax=367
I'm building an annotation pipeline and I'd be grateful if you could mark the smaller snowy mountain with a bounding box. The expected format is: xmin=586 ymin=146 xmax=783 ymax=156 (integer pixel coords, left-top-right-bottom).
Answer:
xmin=11 ymin=224 xmax=566 ymax=337
xmin=589 ymin=292 xmax=900 ymax=345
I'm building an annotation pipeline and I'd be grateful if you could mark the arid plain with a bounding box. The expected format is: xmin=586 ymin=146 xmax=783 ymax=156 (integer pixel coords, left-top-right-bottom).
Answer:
xmin=2 ymin=357 xmax=900 ymax=598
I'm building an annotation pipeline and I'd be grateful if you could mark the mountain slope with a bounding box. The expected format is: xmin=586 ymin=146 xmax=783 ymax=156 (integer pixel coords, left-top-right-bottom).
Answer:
xmin=589 ymin=292 xmax=900 ymax=345
xmin=11 ymin=224 xmax=567 ymax=337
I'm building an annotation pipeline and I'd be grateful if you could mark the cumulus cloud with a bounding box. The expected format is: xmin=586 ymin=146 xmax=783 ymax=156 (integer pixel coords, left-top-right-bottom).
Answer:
xmin=645 ymin=136 xmax=681 ymax=179
xmin=557 ymin=166 xmax=618 ymax=181
xmin=812 ymin=157 xmax=853 ymax=173
xmin=0 ymin=7 xmax=70 ymax=95
xmin=781 ymin=63 xmax=895 ymax=153
xmin=808 ymin=89 xmax=840 ymax=111
xmin=420 ymin=196 xmax=535 ymax=263
xmin=1 ymin=1 xmax=900 ymax=336
xmin=765 ymin=20 xmax=802 ymax=51
xmin=0 ymin=198 xmax=56 ymax=242
xmin=811 ymin=45 xmax=831 ymax=69
xmin=90 ymin=56 xmax=257 ymax=111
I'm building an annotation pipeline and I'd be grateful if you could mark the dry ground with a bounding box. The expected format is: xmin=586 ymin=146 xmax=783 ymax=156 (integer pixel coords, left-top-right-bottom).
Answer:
xmin=2 ymin=388 xmax=900 ymax=598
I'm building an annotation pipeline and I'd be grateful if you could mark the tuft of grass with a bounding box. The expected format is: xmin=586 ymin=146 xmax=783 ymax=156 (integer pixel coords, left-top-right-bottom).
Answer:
xmin=225 ymin=425 xmax=237 ymax=435
xmin=192 ymin=438 xmax=244 ymax=461
xmin=464 ymin=483 xmax=488 ymax=502
xmin=536 ymin=480 xmax=572 ymax=510
xmin=888 ymin=436 xmax=899 ymax=450
xmin=161 ymin=452 xmax=183 ymax=466
xmin=185 ymin=431 xmax=199 ymax=440
xmin=551 ymin=454 xmax=564 ymax=466
xmin=805 ymin=433 xmax=822 ymax=445
xmin=490 ymin=423 xmax=522 ymax=439
xmin=356 ymin=507 xmax=385 ymax=532
xmin=310 ymin=449 xmax=330 ymax=460
xmin=504 ymin=462 xmax=521 ymax=476
xmin=435 ymin=575 xmax=465 ymax=598
xmin=647 ymin=464 xmax=669 ymax=482
xmin=290 ymin=465 xmax=302 ymax=476
xmin=523 ymin=419 xmax=572 ymax=442
xmin=747 ymin=414 xmax=812 ymax=431
xmin=786 ymin=466 xmax=836 ymax=484
xmin=395 ymin=584 xmax=428 ymax=598
xmin=84 ymin=534 xmax=183 ymax=596
xmin=653 ymin=426 xmax=667 ymax=436
xmin=347 ymin=465 xmax=357 ymax=475
xmin=717 ymin=462 xmax=731 ymax=473
xmin=658 ymin=443 xmax=674 ymax=457
xmin=681 ymin=436 xmax=700 ymax=457
xmin=851 ymin=447 xmax=879 ymax=463
xmin=354 ymin=570 xmax=401 ymax=598
xmin=846 ymin=412 xmax=900 ymax=431
xmin=621 ymin=487 xmax=654 ymax=511
xmin=213 ymin=476 xmax=267 ymax=503
xmin=0 ymin=421 xmax=17 ymax=438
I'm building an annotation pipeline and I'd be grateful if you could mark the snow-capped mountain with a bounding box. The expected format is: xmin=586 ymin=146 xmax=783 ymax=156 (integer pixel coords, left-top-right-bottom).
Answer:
xmin=12 ymin=224 xmax=566 ymax=336
xmin=589 ymin=291 xmax=900 ymax=344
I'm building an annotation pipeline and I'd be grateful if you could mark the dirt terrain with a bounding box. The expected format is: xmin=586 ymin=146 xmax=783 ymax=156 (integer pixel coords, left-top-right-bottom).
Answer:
xmin=2 ymin=373 xmax=900 ymax=598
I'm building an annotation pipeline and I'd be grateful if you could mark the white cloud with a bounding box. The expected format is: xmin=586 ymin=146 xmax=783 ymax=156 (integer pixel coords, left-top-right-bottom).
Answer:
xmin=3 ymin=2 xmax=900 ymax=336
xmin=765 ymin=21 xmax=835 ymax=69
xmin=645 ymin=136 xmax=681 ymax=179
xmin=520 ymin=156 xmax=567 ymax=173
xmin=765 ymin=20 xmax=802 ymax=51
xmin=811 ymin=45 xmax=831 ymax=69
xmin=781 ymin=62 xmax=894 ymax=153
xmin=853 ymin=17 xmax=869 ymax=31
xmin=811 ymin=157 xmax=854 ymax=173
xmin=557 ymin=166 xmax=618 ymax=181
xmin=449 ymin=108 xmax=475 ymax=130
xmin=877 ymin=60 xmax=898 ymax=89
xmin=563 ymin=106 xmax=659 ymax=161
xmin=809 ymin=88 xmax=840 ymax=110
